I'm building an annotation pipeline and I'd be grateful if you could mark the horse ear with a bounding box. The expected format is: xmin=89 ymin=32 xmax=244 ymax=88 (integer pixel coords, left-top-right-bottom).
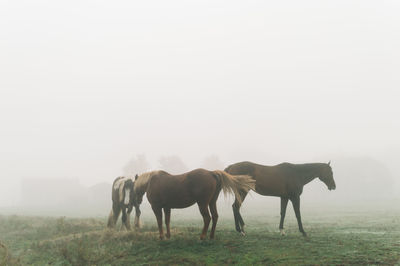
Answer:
xmin=327 ymin=161 xmax=331 ymax=166
xmin=135 ymin=174 xmax=138 ymax=180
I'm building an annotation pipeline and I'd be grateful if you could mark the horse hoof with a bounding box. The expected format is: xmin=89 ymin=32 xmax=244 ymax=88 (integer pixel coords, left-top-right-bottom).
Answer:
xmin=280 ymin=229 xmax=286 ymax=236
xmin=134 ymin=222 xmax=142 ymax=229
xmin=240 ymin=231 xmax=246 ymax=236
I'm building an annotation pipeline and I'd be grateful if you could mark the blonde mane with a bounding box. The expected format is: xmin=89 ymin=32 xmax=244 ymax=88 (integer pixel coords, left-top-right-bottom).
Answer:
xmin=134 ymin=170 xmax=161 ymax=193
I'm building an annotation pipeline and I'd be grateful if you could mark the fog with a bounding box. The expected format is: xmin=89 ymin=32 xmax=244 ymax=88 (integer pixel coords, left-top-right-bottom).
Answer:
xmin=1 ymin=0 xmax=399 ymax=214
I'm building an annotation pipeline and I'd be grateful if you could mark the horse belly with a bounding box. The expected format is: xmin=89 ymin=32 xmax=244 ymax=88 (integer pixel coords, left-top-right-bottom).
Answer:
xmin=168 ymin=198 xmax=196 ymax=209
xmin=148 ymin=183 xmax=196 ymax=209
xmin=256 ymin=179 xmax=288 ymax=197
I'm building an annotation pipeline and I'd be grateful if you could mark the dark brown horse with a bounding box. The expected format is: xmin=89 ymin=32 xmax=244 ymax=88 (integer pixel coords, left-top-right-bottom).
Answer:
xmin=134 ymin=169 xmax=255 ymax=240
xmin=107 ymin=176 xmax=141 ymax=230
xmin=225 ymin=161 xmax=336 ymax=237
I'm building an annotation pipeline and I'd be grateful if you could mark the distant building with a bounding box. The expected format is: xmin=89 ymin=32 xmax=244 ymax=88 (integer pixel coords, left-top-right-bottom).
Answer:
xmin=88 ymin=182 xmax=111 ymax=207
xmin=20 ymin=178 xmax=113 ymax=215
xmin=21 ymin=178 xmax=87 ymax=207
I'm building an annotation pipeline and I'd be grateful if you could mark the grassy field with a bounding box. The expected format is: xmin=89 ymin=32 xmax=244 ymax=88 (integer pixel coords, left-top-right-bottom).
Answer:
xmin=1 ymin=208 xmax=400 ymax=265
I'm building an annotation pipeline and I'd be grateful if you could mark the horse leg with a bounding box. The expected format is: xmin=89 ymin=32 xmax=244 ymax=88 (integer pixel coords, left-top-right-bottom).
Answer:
xmin=125 ymin=207 xmax=132 ymax=230
xmin=232 ymin=198 xmax=241 ymax=233
xmin=232 ymin=190 xmax=248 ymax=235
xmin=291 ymin=196 xmax=307 ymax=237
xmin=121 ymin=207 xmax=128 ymax=230
xmin=152 ymin=205 xmax=164 ymax=240
xmin=279 ymin=197 xmax=289 ymax=236
xmin=134 ymin=205 xmax=141 ymax=228
xmin=198 ymin=203 xmax=211 ymax=240
xmin=164 ymin=208 xmax=171 ymax=239
xmin=237 ymin=190 xmax=248 ymax=232
xmin=209 ymin=199 xmax=219 ymax=239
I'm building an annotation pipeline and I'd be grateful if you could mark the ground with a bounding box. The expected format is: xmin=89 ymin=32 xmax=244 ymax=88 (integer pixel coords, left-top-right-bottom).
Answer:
xmin=1 ymin=208 xmax=400 ymax=265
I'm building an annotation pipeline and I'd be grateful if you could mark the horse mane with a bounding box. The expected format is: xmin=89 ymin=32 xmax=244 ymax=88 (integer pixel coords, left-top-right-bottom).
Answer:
xmin=280 ymin=162 xmax=327 ymax=171
xmin=134 ymin=170 xmax=163 ymax=193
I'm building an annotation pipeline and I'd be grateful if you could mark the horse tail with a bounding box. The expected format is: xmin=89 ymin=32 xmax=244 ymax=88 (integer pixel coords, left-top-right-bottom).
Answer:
xmin=212 ymin=170 xmax=255 ymax=204
xmin=108 ymin=176 xmax=125 ymax=228
xmin=107 ymin=209 xmax=114 ymax=228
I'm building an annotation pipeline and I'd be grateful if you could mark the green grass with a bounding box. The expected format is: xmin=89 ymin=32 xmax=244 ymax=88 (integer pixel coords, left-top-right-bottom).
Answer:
xmin=1 ymin=210 xmax=400 ymax=265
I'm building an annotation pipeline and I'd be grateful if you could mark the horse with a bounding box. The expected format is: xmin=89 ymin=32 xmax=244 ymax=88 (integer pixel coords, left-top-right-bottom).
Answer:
xmin=225 ymin=161 xmax=336 ymax=237
xmin=107 ymin=176 xmax=141 ymax=230
xmin=133 ymin=169 xmax=255 ymax=240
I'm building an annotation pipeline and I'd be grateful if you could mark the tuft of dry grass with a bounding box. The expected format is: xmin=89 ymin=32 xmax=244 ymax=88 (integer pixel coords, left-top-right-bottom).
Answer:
xmin=0 ymin=242 xmax=9 ymax=266
xmin=0 ymin=241 xmax=21 ymax=266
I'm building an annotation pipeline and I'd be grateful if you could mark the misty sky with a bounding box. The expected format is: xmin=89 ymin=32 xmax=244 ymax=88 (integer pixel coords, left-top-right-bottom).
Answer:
xmin=1 ymin=0 xmax=400 ymax=205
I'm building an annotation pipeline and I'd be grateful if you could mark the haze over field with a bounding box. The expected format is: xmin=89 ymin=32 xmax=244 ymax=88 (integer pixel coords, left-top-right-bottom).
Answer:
xmin=1 ymin=0 xmax=399 ymax=210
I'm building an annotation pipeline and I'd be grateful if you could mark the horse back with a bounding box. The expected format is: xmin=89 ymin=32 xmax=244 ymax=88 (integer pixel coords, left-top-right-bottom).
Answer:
xmin=225 ymin=161 xmax=292 ymax=197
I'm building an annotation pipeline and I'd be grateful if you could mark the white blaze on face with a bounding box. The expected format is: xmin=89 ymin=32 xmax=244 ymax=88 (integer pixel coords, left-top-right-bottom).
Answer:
xmin=124 ymin=188 xmax=130 ymax=205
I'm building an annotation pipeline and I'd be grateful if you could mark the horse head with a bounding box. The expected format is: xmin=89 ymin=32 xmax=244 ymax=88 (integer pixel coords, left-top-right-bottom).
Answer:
xmin=134 ymin=174 xmax=144 ymax=205
xmin=318 ymin=161 xmax=336 ymax=190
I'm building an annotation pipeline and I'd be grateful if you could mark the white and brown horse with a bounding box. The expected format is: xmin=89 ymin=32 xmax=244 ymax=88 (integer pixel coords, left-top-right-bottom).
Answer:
xmin=107 ymin=176 xmax=141 ymax=230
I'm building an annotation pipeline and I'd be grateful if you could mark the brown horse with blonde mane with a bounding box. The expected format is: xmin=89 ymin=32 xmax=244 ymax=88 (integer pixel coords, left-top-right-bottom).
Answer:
xmin=134 ymin=169 xmax=255 ymax=240
xmin=225 ymin=161 xmax=336 ymax=237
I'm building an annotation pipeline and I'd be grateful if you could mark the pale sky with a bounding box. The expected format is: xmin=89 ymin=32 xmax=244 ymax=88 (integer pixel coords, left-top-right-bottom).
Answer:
xmin=1 ymin=0 xmax=399 ymax=205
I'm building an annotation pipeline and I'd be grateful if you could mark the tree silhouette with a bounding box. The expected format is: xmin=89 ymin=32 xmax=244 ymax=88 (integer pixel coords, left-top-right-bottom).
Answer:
xmin=123 ymin=154 xmax=151 ymax=177
xmin=201 ymin=155 xmax=225 ymax=171
xmin=158 ymin=155 xmax=188 ymax=174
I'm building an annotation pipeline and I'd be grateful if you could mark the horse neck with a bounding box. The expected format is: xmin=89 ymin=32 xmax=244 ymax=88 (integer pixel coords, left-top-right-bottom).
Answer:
xmin=135 ymin=172 xmax=154 ymax=196
xmin=135 ymin=179 xmax=149 ymax=197
xmin=295 ymin=163 xmax=323 ymax=186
